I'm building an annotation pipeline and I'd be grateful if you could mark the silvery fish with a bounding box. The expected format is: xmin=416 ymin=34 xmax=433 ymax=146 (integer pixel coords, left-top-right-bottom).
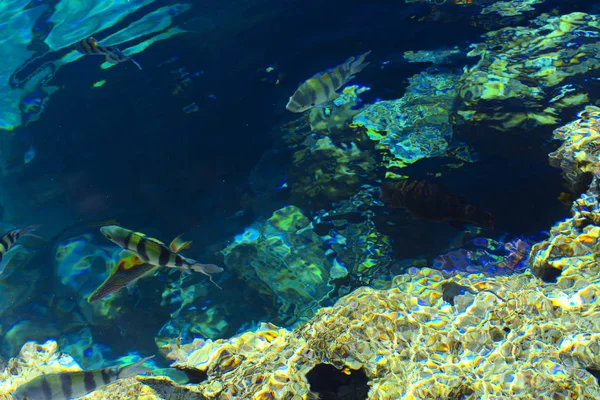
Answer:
xmin=75 ymin=37 xmax=142 ymax=70
xmin=12 ymin=356 xmax=153 ymax=400
xmin=99 ymin=225 xmax=224 ymax=289
xmin=286 ymin=50 xmax=371 ymax=113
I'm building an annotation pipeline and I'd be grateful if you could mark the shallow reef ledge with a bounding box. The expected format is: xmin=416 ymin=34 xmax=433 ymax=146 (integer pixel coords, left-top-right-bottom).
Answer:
xmin=6 ymin=107 xmax=600 ymax=398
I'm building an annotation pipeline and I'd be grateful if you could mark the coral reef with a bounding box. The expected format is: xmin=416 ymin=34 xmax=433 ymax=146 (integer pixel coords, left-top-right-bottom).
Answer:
xmin=532 ymin=105 xmax=600 ymax=282
xmin=288 ymin=134 xmax=376 ymax=208
xmin=148 ymin=105 xmax=600 ymax=399
xmin=481 ymin=0 xmax=544 ymax=16
xmin=549 ymin=105 xmax=600 ymax=191
xmin=154 ymin=264 xmax=600 ymax=399
xmin=403 ymin=47 xmax=461 ymax=65
xmin=458 ymin=12 xmax=600 ymax=130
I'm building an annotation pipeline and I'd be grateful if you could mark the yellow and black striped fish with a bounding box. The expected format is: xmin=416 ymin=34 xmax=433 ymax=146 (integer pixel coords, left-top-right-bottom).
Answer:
xmin=75 ymin=37 xmax=142 ymax=70
xmin=12 ymin=356 xmax=153 ymax=400
xmin=100 ymin=225 xmax=224 ymax=287
xmin=286 ymin=50 xmax=371 ymax=113
xmin=0 ymin=226 xmax=38 ymax=263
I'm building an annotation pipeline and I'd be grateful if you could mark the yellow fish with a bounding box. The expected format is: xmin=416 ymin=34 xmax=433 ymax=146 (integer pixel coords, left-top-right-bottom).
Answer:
xmin=286 ymin=50 xmax=371 ymax=113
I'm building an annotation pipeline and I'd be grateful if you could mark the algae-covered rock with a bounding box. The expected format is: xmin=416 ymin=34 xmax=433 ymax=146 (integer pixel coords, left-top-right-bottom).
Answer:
xmin=220 ymin=206 xmax=335 ymax=325
xmin=352 ymin=71 xmax=459 ymax=172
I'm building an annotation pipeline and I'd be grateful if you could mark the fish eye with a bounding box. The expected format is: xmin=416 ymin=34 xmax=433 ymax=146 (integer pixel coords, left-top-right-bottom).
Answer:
xmin=106 ymin=234 xmax=113 ymax=240
xmin=311 ymin=103 xmax=315 ymax=106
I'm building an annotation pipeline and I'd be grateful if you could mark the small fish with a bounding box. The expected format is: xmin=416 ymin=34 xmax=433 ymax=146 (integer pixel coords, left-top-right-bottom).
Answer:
xmin=12 ymin=356 xmax=153 ymax=400
xmin=24 ymin=145 xmax=36 ymax=164
xmin=286 ymin=50 xmax=371 ymax=113
xmin=257 ymin=64 xmax=284 ymax=85
xmin=75 ymin=37 xmax=142 ymax=70
xmin=99 ymin=225 xmax=224 ymax=288
xmin=183 ymin=102 xmax=199 ymax=114
xmin=380 ymin=180 xmax=495 ymax=229
xmin=0 ymin=226 xmax=38 ymax=263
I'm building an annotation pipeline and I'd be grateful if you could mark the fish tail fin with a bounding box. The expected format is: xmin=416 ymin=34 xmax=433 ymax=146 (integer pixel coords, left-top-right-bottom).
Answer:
xmin=184 ymin=258 xmax=224 ymax=289
xmin=17 ymin=224 xmax=42 ymax=239
xmin=348 ymin=50 xmax=372 ymax=76
xmin=117 ymin=355 xmax=154 ymax=379
xmin=131 ymin=59 xmax=143 ymax=70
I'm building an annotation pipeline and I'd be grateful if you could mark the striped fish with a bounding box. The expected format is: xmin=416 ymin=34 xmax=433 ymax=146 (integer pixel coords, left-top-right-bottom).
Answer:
xmin=75 ymin=37 xmax=142 ymax=70
xmin=12 ymin=356 xmax=153 ymax=400
xmin=99 ymin=225 xmax=224 ymax=288
xmin=286 ymin=50 xmax=371 ymax=113
xmin=0 ymin=226 xmax=38 ymax=263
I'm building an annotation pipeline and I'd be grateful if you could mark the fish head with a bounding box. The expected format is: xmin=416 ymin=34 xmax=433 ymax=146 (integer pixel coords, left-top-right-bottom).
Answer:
xmin=286 ymin=92 xmax=313 ymax=113
xmin=100 ymin=225 xmax=128 ymax=245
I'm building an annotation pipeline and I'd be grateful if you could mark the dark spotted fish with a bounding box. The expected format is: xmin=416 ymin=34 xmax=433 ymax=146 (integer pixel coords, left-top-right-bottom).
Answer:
xmin=12 ymin=356 xmax=153 ymax=400
xmin=0 ymin=226 xmax=38 ymax=263
xmin=75 ymin=37 xmax=142 ymax=70
xmin=380 ymin=180 xmax=495 ymax=229
xmin=286 ymin=50 xmax=371 ymax=113
xmin=99 ymin=225 xmax=224 ymax=289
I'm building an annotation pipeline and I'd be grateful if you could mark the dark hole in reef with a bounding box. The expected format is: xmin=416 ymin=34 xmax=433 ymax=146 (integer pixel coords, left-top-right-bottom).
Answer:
xmin=447 ymin=383 xmax=475 ymax=400
xmin=534 ymin=264 xmax=562 ymax=283
xmin=442 ymin=282 xmax=473 ymax=306
xmin=586 ymin=368 xmax=600 ymax=385
xmin=306 ymin=364 xmax=369 ymax=400
xmin=175 ymin=366 xmax=208 ymax=384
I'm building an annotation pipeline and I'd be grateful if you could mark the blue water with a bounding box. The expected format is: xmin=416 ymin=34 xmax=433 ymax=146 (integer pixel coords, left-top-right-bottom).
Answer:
xmin=0 ymin=0 xmax=596 ymax=374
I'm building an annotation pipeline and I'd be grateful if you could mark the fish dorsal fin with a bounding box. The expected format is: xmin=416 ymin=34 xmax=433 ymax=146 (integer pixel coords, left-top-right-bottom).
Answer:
xmin=169 ymin=234 xmax=192 ymax=253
